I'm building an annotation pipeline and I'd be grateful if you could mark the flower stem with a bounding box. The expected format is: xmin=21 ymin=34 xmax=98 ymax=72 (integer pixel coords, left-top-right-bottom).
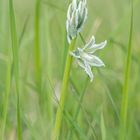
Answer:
xmin=53 ymin=38 xmax=77 ymax=140
xmin=119 ymin=0 xmax=133 ymax=140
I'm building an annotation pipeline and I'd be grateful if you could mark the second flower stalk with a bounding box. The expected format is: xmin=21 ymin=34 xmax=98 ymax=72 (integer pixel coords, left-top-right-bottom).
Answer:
xmin=53 ymin=0 xmax=107 ymax=139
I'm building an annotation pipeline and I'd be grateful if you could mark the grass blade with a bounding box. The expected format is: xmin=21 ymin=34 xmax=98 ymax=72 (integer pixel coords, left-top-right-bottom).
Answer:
xmin=9 ymin=0 xmax=22 ymax=139
xmin=19 ymin=15 xmax=30 ymax=46
xmin=119 ymin=0 xmax=133 ymax=140
xmin=109 ymin=39 xmax=139 ymax=64
xmin=34 ymin=0 xmax=42 ymax=88
xmin=0 ymin=58 xmax=11 ymax=140
xmin=101 ymin=112 xmax=106 ymax=140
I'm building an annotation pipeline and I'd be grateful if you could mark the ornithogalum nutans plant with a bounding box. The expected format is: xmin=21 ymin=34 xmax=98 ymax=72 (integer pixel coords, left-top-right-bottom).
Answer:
xmin=0 ymin=0 xmax=137 ymax=140
xmin=53 ymin=0 xmax=107 ymax=139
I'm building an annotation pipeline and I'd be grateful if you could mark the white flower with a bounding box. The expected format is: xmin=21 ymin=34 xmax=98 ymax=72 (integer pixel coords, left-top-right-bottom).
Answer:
xmin=70 ymin=36 xmax=107 ymax=81
xmin=66 ymin=0 xmax=87 ymax=44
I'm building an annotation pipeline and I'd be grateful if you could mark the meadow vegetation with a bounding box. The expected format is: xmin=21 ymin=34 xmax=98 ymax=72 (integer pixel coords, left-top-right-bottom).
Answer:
xmin=0 ymin=0 xmax=140 ymax=140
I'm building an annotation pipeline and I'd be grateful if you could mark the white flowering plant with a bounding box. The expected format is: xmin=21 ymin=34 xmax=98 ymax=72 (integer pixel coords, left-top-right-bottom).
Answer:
xmin=54 ymin=1 xmax=107 ymax=139
xmin=66 ymin=0 xmax=107 ymax=81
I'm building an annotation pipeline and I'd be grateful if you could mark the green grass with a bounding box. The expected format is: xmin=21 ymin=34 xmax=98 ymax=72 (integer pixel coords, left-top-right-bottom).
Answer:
xmin=9 ymin=0 xmax=22 ymax=139
xmin=119 ymin=0 xmax=134 ymax=140
xmin=0 ymin=0 xmax=140 ymax=140
xmin=34 ymin=0 xmax=41 ymax=87
xmin=0 ymin=51 xmax=11 ymax=140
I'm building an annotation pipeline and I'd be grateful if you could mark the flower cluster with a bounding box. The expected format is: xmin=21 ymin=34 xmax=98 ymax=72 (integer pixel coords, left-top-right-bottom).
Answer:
xmin=70 ymin=36 xmax=107 ymax=81
xmin=66 ymin=0 xmax=87 ymax=44
xmin=66 ymin=0 xmax=107 ymax=81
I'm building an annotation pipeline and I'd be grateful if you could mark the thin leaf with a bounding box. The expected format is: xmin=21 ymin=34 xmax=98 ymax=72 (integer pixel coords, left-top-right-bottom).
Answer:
xmin=119 ymin=1 xmax=133 ymax=140
xmin=101 ymin=112 xmax=106 ymax=140
xmin=9 ymin=0 xmax=22 ymax=139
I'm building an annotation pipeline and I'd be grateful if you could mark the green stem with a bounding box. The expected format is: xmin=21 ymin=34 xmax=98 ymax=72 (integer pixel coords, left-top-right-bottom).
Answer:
xmin=34 ymin=0 xmax=41 ymax=88
xmin=119 ymin=1 xmax=133 ymax=140
xmin=0 ymin=58 xmax=11 ymax=140
xmin=53 ymin=38 xmax=77 ymax=140
xmin=34 ymin=0 xmax=44 ymax=113
xmin=44 ymin=9 xmax=53 ymax=131
xmin=9 ymin=0 xmax=22 ymax=139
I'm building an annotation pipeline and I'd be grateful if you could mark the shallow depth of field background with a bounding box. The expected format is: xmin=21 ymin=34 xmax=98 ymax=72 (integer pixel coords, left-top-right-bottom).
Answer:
xmin=0 ymin=0 xmax=140 ymax=140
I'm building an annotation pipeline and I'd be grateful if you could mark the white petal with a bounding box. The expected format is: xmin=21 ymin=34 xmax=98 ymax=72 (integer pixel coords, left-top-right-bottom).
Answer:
xmin=66 ymin=20 xmax=69 ymax=33
xmin=70 ymin=10 xmax=76 ymax=25
xmin=77 ymin=59 xmax=94 ymax=82
xmin=72 ymin=0 xmax=77 ymax=9
xmin=78 ymin=1 xmax=82 ymax=12
xmin=84 ymin=61 xmax=94 ymax=81
xmin=83 ymin=0 xmax=87 ymax=5
xmin=76 ymin=8 xmax=87 ymax=33
xmin=87 ymin=40 xmax=107 ymax=54
xmin=69 ymin=10 xmax=77 ymax=38
xmin=66 ymin=20 xmax=72 ymax=43
xmin=78 ymin=59 xmax=86 ymax=69
xmin=83 ymin=7 xmax=88 ymax=24
xmin=87 ymin=55 xmax=105 ymax=67
xmin=83 ymin=36 xmax=95 ymax=50
xmin=75 ymin=9 xmax=79 ymax=28
xmin=67 ymin=35 xmax=71 ymax=44
xmin=67 ymin=4 xmax=72 ymax=20
xmin=81 ymin=51 xmax=93 ymax=61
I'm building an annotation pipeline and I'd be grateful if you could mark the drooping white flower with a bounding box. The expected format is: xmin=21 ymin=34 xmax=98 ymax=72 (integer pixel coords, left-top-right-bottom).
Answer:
xmin=66 ymin=0 xmax=88 ymax=44
xmin=70 ymin=36 xmax=107 ymax=81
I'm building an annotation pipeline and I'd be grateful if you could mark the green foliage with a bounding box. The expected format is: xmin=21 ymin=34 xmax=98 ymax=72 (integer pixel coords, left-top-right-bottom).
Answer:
xmin=0 ymin=0 xmax=140 ymax=140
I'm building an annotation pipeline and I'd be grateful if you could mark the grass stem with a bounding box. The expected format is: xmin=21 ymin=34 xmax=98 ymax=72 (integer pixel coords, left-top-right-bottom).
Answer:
xmin=53 ymin=38 xmax=77 ymax=140
xmin=0 ymin=58 xmax=11 ymax=140
xmin=9 ymin=0 xmax=22 ymax=139
xmin=34 ymin=0 xmax=41 ymax=87
xmin=119 ymin=0 xmax=133 ymax=140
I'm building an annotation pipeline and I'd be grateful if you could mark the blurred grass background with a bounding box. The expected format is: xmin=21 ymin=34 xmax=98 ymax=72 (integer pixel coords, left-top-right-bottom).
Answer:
xmin=0 ymin=0 xmax=140 ymax=140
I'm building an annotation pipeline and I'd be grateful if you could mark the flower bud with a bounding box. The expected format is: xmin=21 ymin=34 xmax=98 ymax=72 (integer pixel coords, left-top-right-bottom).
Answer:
xmin=66 ymin=0 xmax=87 ymax=44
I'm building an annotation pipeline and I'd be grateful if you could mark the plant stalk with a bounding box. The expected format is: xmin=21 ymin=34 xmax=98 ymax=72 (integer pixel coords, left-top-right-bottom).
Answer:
xmin=34 ymin=0 xmax=41 ymax=87
xmin=9 ymin=0 xmax=22 ymax=139
xmin=0 ymin=58 xmax=11 ymax=140
xmin=119 ymin=0 xmax=133 ymax=140
xmin=53 ymin=38 xmax=77 ymax=140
